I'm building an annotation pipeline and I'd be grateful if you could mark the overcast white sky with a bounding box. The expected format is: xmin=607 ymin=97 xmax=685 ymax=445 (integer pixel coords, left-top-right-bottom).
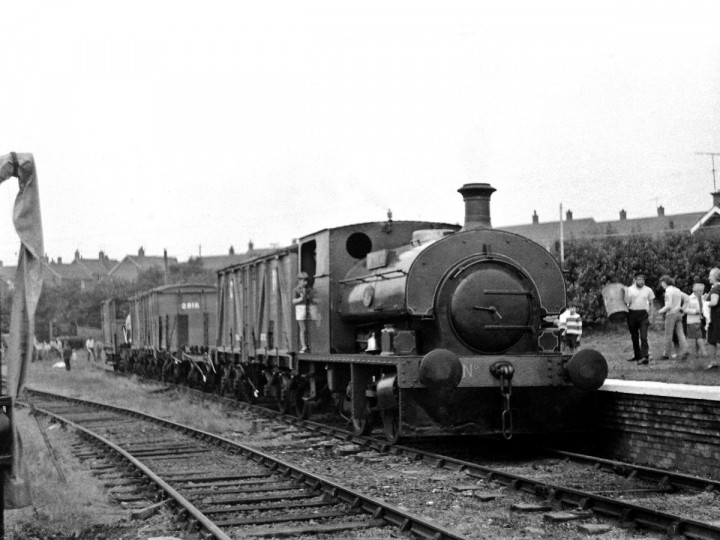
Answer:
xmin=0 ymin=1 xmax=718 ymax=265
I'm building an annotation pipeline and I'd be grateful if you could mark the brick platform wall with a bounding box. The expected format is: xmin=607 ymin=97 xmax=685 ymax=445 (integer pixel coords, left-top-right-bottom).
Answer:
xmin=588 ymin=392 xmax=720 ymax=479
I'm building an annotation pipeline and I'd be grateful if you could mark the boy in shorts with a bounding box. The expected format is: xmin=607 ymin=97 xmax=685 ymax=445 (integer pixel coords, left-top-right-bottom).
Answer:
xmin=558 ymin=303 xmax=582 ymax=353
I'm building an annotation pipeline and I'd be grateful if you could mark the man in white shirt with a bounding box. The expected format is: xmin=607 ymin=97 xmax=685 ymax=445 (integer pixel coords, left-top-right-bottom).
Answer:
xmin=658 ymin=275 xmax=689 ymax=360
xmin=624 ymin=271 xmax=655 ymax=365
xmin=86 ymin=337 xmax=95 ymax=362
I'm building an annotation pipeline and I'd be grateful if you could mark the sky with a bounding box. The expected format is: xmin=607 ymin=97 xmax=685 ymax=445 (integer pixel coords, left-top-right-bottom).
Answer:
xmin=0 ymin=1 xmax=718 ymax=265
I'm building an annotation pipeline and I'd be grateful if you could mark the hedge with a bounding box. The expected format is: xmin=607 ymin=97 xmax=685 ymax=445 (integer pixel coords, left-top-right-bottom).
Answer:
xmin=561 ymin=232 xmax=719 ymax=325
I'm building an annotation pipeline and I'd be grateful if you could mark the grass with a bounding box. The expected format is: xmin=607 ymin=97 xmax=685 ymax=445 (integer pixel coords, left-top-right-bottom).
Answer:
xmin=5 ymin=352 xmax=258 ymax=539
xmin=581 ymin=324 xmax=720 ymax=386
xmin=5 ymin=334 xmax=719 ymax=538
xmin=5 ymin=409 xmax=127 ymax=539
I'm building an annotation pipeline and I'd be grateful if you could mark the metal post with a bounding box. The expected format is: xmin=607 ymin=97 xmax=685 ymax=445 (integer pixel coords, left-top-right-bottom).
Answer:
xmin=0 ymin=474 xmax=4 ymax=540
xmin=559 ymin=203 xmax=565 ymax=266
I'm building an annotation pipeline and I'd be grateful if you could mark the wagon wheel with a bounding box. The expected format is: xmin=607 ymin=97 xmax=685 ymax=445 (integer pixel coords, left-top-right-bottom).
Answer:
xmin=204 ymin=370 xmax=218 ymax=393
xmin=296 ymin=397 xmax=312 ymax=420
xmin=216 ymin=368 xmax=228 ymax=396
xmin=235 ymin=378 xmax=257 ymax=404
xmin=381 ymin=409 xmax=400 ymax=444
xmin=276 ymin=375 xmax=293 ymax=414
xmin=288 ymin=376 xmax=312 ymax=419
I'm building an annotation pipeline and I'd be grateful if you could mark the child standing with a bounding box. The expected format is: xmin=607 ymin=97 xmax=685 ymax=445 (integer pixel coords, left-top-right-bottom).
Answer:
xmin=558 ymin=303 xmax=583 ymax=353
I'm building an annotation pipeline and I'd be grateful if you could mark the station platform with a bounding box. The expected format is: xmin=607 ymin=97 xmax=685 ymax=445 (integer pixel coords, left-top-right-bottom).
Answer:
xmin=600 ymin=378 xmax=720 ymax=401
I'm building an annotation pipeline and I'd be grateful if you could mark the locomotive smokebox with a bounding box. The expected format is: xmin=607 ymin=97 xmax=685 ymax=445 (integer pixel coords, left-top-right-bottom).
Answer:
xmin=458 ymin=183 xmax=496 ymax=230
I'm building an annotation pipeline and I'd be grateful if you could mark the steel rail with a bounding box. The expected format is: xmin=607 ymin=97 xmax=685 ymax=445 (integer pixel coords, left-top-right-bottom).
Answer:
xmin=167 ymin=383 xmax=720 ymax=539
xmin=27 ymin=403 xmax=232 ymax=540
xmin=23 ymin=388 xmax=469 ymax=540
xmin=182 ymin=385 xmax=720 ymax=496
xmin=544 ymin=448 xmax=720 ymax=494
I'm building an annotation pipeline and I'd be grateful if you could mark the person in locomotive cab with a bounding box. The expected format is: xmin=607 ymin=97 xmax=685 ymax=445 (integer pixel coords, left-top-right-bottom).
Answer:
xmin=558 ymin=303 xmax=582 ymax=353
xmin=624 ymin=271 xmax=655 ymax=365
xmin=293 ymin=272 xmax=315 ymax=353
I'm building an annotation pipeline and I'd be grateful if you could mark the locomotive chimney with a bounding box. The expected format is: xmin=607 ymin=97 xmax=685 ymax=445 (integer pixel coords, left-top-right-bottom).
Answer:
xmin=458 ymin=183 xmax=496 ymax=230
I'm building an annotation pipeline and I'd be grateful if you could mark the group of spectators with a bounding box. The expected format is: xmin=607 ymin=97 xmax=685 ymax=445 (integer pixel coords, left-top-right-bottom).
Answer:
xmin=624 ymin=268 xmax=720 ymax=369
xmin=33 ymin=337 xmax=101 ymax=371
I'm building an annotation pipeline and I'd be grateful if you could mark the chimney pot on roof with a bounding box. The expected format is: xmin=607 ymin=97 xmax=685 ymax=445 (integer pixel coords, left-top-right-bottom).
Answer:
xmin=138 ymin=247 xmax=145 ymax=257
xmin=620 ymin=209 xmax=627 ymax=220
xmin=57 ymin=257 xmax=62 ymax=264
xmin=248 ymin=240 xmax=254 ymax=252
xmin=657 ymin=205 xmax=665 ymax=217
xmin=566 ymin=209 xmax=573 ymax=221
xmin=99 ymin=250 xmax=104 ymax=260
xmin=712 ymin=192 xmax=720 ymax=208
xmin=229 ymin=245 xmax=235 ymax=255
xmin=74 ymin=249 xmax=80 ymax=261
xmin=532 ymin=210 xmax=539 ymax=224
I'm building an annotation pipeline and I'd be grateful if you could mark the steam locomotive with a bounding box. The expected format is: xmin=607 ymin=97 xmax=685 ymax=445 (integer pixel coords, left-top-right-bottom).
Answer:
xmin=213 ymin=183 xmax=607 ymax=441
xmin=107 ymin=183 xmax=607 ymax=442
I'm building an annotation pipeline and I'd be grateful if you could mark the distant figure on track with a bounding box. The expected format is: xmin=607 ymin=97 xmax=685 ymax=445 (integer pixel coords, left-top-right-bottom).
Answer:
xmin=94 ymin=339 xmax=103 ymax=364
xmin=85 ymin=337 xmax=95 ymax=362
xmin=624 ymin=271 xmax=655 ymax=365
xmin=62 ymin=341 xmax=72 ymax=371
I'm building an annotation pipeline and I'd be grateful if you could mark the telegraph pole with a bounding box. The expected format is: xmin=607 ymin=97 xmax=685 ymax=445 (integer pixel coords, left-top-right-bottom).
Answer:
xmin=696 ymin=152 xmax=720 ymax=192
xmin=559 ymin=203 xmax=564 ymax=266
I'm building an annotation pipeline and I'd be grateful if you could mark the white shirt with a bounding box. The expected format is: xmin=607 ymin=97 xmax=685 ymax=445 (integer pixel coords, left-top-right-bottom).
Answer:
xmin=625 ymin=284 xmax=655 ymax=311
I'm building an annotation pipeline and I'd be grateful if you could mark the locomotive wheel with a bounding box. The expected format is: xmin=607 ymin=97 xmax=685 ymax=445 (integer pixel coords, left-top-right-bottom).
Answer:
xmin=296 ymin=397 xmax=312 ymax=420
xmin=381 ymin=409 xmax=400 ymax=444
xmin=289 ymin=376 xmax=312 ymax=419
xmin=352 ymin=409 xmax=373 ymax=436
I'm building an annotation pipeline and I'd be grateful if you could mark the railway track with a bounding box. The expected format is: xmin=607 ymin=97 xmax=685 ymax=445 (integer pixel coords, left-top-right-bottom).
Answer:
xmin=134 ymin=379 xmax=720 ymax=540
xmin=21 ymin=389 xmax=467 ymax=540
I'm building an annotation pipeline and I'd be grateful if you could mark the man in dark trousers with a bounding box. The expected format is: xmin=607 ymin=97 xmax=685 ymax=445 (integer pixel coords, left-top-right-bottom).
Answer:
xmin=62 ymin=341 xmax=72 ymax=371
xmin=624 ymin=270 xmax=656 ymax=365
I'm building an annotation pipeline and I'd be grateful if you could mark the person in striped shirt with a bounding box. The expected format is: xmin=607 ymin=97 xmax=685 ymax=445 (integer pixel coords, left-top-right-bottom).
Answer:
xmin=558 ymin=303 xmax=582 ymax=353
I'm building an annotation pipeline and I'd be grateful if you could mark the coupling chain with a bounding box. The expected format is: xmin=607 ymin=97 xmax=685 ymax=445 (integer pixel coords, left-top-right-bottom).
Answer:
xmin=490 ymin=361 xmax=515 ymax=440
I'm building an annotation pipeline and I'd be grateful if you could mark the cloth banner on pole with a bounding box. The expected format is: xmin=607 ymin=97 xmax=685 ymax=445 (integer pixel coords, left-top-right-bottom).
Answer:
xmin=0 ymin=152 xmax=44 ymax=509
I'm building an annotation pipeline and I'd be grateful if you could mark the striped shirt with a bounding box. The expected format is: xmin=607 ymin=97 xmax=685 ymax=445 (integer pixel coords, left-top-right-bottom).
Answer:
xmin=559 ymin=310 xmax=582 ymax=336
